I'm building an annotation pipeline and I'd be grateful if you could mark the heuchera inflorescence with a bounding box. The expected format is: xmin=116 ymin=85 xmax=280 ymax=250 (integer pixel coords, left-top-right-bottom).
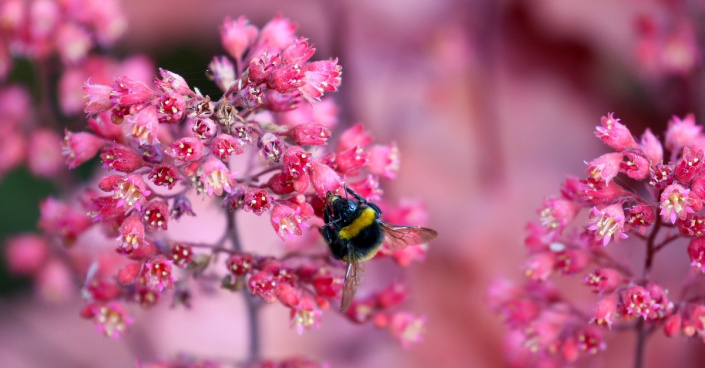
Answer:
xmin=27 ymin=14 xmax=432 ymax=366
xmin=490 ymin=113 xmax=705 ymax=367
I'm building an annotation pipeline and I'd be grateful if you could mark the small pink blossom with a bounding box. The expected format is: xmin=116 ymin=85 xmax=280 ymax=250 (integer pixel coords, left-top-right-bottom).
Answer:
xmin=388 ymin=312 xmax=426 ymax=349
xmin=81 ymin=301 xmax=133 ymax=339
xmin=310 ymin=160 xmax=341 ymax=198
xmin=620 ymin=149 xmax=650 ymax=180
xmin=62 ymin=130 xmax=106 ymax=169
xmin=592 ymin=294 xmax=618 ymax=328
xmin=523 ymin=252 xmax=555 ymax=281
xmin=4 ymin=234 xmax=49 ymax=276
xmin=660 ymin=183 xmax=698 ymax=223
xmin=200 ymin=157 xmax=236 ymax=196
xmin=366 ymin=143 xmax=400 ymax=179
xmin=28 ymin=128 xmax=63 ymax=178
xmin=123 ymin=105 xmax=159 ymax=145
xmin=140 ymin=256 xmax=176 ymax=291
xmin=586 ymin=152 xmax=623 ymax=184
xmin=587 ymin=204 xmax=628 ymax=246
xmin=584 ymin=268 xmax=622 ymax=294
xmin=290 ymin=296 xmax=322 ymax=334
xmin=665 ymin=114 xmax=701 ymax=151
xmin=538 ymin=197 xmax=580 ymax=235
xmin=271 ymin=203 xmax=310 ymax=240
xmin=640 ymin=128 xmax=663 ymax=165
xmin=688 ymin=238 xmax=705 ymax=273
xmin=595 ymin=113 xmax=638 ymax=151
xmin=675 ymin=147 xmax=705 ymax=183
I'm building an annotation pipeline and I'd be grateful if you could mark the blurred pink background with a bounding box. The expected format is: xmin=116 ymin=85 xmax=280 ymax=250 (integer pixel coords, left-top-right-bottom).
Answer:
xmin=3 ymin=0 xmax=705 ymax=367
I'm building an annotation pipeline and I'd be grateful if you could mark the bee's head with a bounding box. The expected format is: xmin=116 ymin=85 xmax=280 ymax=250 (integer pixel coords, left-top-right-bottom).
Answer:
xmin=326 ymin=192 xmax=357 ymax=221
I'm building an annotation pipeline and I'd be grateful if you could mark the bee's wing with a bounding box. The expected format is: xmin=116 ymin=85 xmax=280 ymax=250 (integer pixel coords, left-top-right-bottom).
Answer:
xmin=341 ymin=246 xmax=365 ymax=313
xmin=380 ymin=222 xmax=438 ymax=250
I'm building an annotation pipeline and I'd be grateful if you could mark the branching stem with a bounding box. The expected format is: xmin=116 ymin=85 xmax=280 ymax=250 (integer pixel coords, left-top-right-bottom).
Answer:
xmin=226 ymin=211 xmax=261 ymax=365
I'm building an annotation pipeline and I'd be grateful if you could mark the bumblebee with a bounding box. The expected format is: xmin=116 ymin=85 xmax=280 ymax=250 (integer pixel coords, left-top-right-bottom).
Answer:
xmin=320 ymin=187 xmax=438 ymax=312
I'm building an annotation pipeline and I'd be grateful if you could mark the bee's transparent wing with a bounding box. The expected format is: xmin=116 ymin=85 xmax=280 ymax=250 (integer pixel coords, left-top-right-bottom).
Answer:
xmin=380 ymin=222 xmax=438 ymax=250
xmin=341 ymin=247 xmax=365 ymax=313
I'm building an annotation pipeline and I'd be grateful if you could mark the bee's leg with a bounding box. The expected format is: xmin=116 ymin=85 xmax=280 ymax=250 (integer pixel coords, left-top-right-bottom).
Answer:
xmin=344 ymin=186 xmax=367 ymax=204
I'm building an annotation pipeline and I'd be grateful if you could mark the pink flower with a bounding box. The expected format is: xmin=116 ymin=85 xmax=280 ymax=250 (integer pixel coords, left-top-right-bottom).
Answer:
xmin=83 ymin=80 xmax=114 ymax=114
xmin=587 ymin=204 xmax=628 ymax=246
xmin=143 ymin=201 xmax=169 ymax=231
xmin=148 ymin=165 xmax=180 ymax=190
xmin=170 ymin=243 xmax=193 ymax=269
xmin=367 ymin=143 xmax=400 ymax=179
xmin=665 ymin=113 xmax=701 ymax=151
xmin=523 ymin=252 xmax=555 ymax=281
xmin=141 ymin=256 xmax=176 ymax=291
xmin=4 ymin=234 xmax=48 ymax=276
xmin=538 ymin=197 xmax=580 ymax=235
xmin=209 ymin=56 xmax=236 ymax=92
xmin=38 ymin=197 xmax=91 ymax=242
xmin=660 ymin=183 xmax=698 ymax=223
xmin=388 ymin=312 xmax=426 ymax=349
xmin=111 ymin=76 xmax=157 ymax=108
xmin=155 ymin=68 xmax=192 ymax=96
xmin=100 ymin=144 xmax=143 ymax=172
xmin=200 ymin=157 xmax=236 ymax=196
xmin=688 ymin=238 xmax=705 ymax=273
xmin=584 ymin=268 xmax=622 ymax=294
xmin=258 ymin=15 xmax=297 ymax=51
xmin=585 ymin=152 xmax=623 ymax=184
xmin=271 ymin=203 xmax=310 ymax=240
xmin=157 ymin=92 xmax=186 ymax=124
xmin=625 ymin=202 xmax=655 ymax=234
xmin=243 ymin=188 xmax=273 ymax=215
xmin=620 ymin=149 xmax=649 ymax=180
xmin=81 ymin=301 xmax=133 ymax=339
xmin=165 ymin=137 xmax=204 ymax=163
xmin=56 ymin=23 xmax=92 ymax=64
xmin=113 ymin=174 xmax=151 ymax=212
xmin=123 ymin=105 xmax=159 ymax=145
xmin=226 ymin=253 xmax=255 ymax=276
xmin=62 ymin=130 xmax=106 ymax=169
xmin=249 ymin=271 xmax=278 ymax=303
xmin=337 ymin=123 xmax=372 ymax=152
xmin=299 ymin=59 xmax=342 ymax=102
xmin=592 ymin=294 xmax=618 ymax=328
xmin=675 ymin=147 xmax=705 ymax=183
xmin=27 ymin=128 xmax=63 ymax=178
xmin=594 ymin=113 xmax=638 ymax=151
xmin=290 ymin=295 xmax=322 ymax=334
xmin=623 ymin=285 xmax=658 ymax=320
xmin=220 ymin=16 xmax=259 ymax=61
xmin=640 ymin=128 xmax=663 ymax=165
xmin=287 ymin=123 xmax=331 ymax=146
xmin=117 ymin=215 xmax=146 ymax=254
xmin=310 ymin=160 xmax=341 ymax=198
xmin=664 ymin=312 xmax=683 ymax=337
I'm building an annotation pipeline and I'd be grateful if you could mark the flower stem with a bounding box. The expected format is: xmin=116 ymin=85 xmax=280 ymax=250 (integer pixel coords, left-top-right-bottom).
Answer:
xmin=633 ymin=319 xmax=646 ymax=368
xmin=226 ymin=211 xmax=261 ymax=365
xmin=634 ymin=208 xmax=662 ymax=368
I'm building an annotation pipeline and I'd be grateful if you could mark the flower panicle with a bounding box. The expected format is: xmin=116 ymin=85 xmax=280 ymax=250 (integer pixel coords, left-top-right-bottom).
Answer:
xmin=491 ymin=112 xmax=705 ymax=366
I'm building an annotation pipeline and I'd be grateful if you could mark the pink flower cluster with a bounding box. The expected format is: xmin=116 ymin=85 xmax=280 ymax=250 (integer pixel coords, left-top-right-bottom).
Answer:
xmin=490 ymin=113 xmax=705 ymax=366
xmin=0 ymin=0 xmax=126 ymax=75
xmin=10 ymin=14 xmax=432 ymax=365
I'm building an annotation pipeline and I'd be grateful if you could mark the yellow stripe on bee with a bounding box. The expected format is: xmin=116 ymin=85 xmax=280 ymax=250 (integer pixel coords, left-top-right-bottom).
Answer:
xmin=338 ymin=207 xmax=376 ymax=240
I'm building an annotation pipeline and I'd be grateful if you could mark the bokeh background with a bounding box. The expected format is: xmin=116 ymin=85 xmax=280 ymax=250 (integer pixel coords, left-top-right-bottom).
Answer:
xmin=3 ymin=0 xmax=705 ymax=367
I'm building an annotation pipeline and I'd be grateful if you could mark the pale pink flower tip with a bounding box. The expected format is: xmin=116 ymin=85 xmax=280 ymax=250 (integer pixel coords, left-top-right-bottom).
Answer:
xmin=595 ymin=112 xmax=638 ymax=151
xmin=665 ymin=113 xmax=701 ymax=151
